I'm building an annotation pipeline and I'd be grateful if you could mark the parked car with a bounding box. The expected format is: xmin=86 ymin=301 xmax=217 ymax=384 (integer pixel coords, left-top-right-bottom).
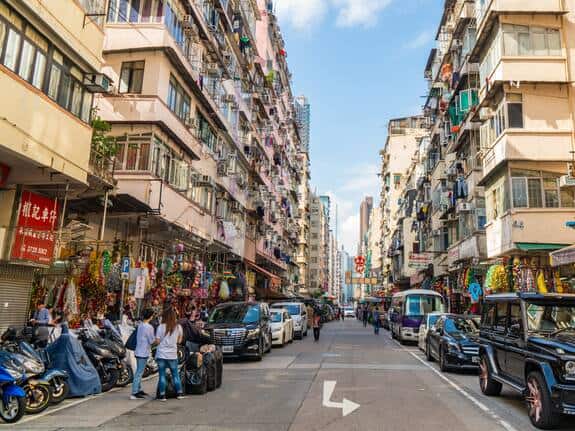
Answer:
xmin=203 ymin=302 xmax=272 ymax=361
xmin=271 ymin=302 xmax=308 ymax=339
xmin=477 ymin=292 xmax=575 ymax=429
xmin=343 ymin=307 xmax=355 ymax=318
xmin=425 ymin=314 xmax=480 ymax=372
xmin=270 ymin=309 xmax=294 ymax=346
xmin=390 ymin=289 xmax=445 ymax=344
xmin=418 ymin=312 xmax=444 ymax=352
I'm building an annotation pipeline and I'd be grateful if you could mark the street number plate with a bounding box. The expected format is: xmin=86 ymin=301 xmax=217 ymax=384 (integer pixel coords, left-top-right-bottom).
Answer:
xmin=222 ymin=346 xmax=233 ymax=353
xmin=472 ymin=356 xmax=480 ymax=364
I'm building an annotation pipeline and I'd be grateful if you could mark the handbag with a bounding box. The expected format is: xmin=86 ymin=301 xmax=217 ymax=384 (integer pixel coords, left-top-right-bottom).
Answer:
xmin=125 ymin=326 xmax=138 ymax=351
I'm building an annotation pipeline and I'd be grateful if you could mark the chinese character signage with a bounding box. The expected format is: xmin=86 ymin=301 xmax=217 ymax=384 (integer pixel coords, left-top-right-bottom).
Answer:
xmin=11 ymin=191 xmax=59 ymax=265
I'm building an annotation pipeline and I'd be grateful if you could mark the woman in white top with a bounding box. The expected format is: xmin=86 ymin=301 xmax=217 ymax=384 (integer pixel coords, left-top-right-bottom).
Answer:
xmin=155 ymin=307 xmax=184 ymax=401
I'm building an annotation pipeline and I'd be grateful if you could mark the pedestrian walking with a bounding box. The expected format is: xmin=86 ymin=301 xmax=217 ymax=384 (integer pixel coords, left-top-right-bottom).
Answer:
xmin=131 ymin=308 xmax=156 ymax=400
xmin=312 ymin=307 xmax=322 ymax=341
xmin=340 ymin=307 xmax=344 ymax=321
xmin=155 ymin=307 xmax=184 ymax=401
xmin=362 ymin=306 xmax=369 ymax=328
xmin=372 ymin=306 xmax=380 ymax=335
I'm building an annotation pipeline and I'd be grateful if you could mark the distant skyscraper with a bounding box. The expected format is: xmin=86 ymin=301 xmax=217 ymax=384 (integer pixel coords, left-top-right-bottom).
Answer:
xmin=295 ymin=95 xmax=310 ymax=152
xmin=359 ymin=197 xmax=373 ymax=253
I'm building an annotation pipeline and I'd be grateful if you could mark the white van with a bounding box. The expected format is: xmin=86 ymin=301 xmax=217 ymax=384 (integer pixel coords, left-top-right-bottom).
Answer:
xmin=270 ymin=302 xmax=308 ymax=339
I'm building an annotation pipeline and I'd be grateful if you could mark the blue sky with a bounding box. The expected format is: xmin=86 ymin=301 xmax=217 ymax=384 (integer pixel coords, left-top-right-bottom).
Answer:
xmin=276 ymin=0 xmax=442 ymax=253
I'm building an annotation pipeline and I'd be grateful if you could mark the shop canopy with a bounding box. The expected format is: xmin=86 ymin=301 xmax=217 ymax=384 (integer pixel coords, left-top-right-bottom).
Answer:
xmin=515 ymin=242 xmax=567 ymax=252
xmin=245 ymin=259 xmax=281 ymax=284
xmin=551 ymin=244 xmax=575 ymax=267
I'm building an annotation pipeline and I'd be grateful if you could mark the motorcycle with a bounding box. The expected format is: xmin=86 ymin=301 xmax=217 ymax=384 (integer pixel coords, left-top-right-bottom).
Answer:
xmin=77 ymin=329 xmax=121 ymax=392
xmin=0 ymin=350 xmax=51 ymax=414
xmin=0 ymin=357 xmax=26 ymax=423
xmin=2 ymin=328 xmax=69 ymax=405
xmin=99 ymin=327 xmax=133 ymax=387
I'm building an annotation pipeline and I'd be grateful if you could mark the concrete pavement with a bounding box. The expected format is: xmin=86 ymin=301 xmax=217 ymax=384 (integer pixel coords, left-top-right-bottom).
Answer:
xmin=5 ymin=319 xmax=575 ymax=430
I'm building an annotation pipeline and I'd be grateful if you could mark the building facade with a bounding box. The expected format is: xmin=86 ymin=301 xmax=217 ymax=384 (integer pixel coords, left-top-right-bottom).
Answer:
xmin=359 ymin=196 xmax=373 ymax=254
xmin=381 ymin=0 xmax=575 ymax=312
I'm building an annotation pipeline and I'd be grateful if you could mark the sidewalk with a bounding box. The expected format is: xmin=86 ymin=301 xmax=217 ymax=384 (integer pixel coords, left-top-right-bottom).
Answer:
xmin=9 ymin=376 xmax=160 ymax=430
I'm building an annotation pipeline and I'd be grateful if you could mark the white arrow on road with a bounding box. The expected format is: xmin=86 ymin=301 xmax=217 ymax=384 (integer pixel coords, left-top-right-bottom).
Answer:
xmin=322 ymin=381 xmax=360 ymax=417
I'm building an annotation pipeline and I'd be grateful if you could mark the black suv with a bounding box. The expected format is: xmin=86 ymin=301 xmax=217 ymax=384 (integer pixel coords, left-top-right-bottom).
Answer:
xmin=477 ymin=292 xmax=575 ymax=429
xmin=202 ymin=302 xmax=272 ymax=361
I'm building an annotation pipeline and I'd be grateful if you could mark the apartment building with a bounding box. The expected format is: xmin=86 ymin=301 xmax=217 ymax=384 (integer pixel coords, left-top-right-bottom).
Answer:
xmin=381 ymin=0 xmax=575 ymax=311
xmin=308 ymin=193 xmax=328 ymax=294
xmin=0 ymin=0 xmax=106 ymax=329
xmin=380 ymin=116 xmax=428 ymax=290
xmin=358 ymin=196 xmax=372 ymax=254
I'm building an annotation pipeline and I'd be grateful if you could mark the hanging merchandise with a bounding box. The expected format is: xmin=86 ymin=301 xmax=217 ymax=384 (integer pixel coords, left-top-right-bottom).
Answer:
xmin=536 ymin=270 xmax=548 ymax=294
xmin=468 ymin=281 xmax=482 ymax=304
xmin=64 ymin=278 xmax=79 ymax=317
xmin=484 ymin=264 xmax=508 ymax=294
xmin=100 ymin=250 xmax=112 ymax=278
xmin=554 ymin=270 xmax=564 ymax=293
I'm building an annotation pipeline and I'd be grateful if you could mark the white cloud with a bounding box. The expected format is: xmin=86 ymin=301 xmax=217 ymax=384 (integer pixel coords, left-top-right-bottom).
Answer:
xmin=332 ymin=0 xmax=393 ymax=28
xmin=275 ymin=0 xmax=328 ymax=30
xmin=276 ymin=0 xmax=392 ymax=30
xmin=404 ymin=30 xmax=433 ymax=49
xmin=340 ymin=163 xmax=380 ymax=193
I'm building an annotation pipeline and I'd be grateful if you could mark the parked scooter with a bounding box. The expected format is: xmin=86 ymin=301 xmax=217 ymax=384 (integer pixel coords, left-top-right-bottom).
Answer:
xmin=77 ymin=329 xmax=121 ymax=392
xmin=0 ymin=357 xmax=26 ymax=423
xmin=2 ymin=328 xmax=69 ymax=404
xmin=99 ymin=327 xmax=133 ymax=387
xmin=0 ymin=349 xmax=51 ymax=414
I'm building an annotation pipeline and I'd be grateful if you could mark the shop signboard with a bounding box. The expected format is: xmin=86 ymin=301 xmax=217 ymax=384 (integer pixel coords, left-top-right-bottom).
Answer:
xmin=408 ymin=253 xmax=434 ymax=269
xmin=551 ymin=245 xmax=575 ymax=267
xmin=10 ymin=191 xmax=58 ymax=265
xmin=447 ymin=246 xmax=459 ymax=267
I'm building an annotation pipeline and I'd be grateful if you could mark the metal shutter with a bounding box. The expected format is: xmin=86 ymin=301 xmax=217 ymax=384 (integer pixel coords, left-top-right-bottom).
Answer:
xmin=0 ymin=264 xmax=34 ymax=332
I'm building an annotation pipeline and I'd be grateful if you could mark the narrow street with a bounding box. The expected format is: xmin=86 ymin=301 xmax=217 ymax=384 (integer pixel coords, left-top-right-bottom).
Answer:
xmin=7 ymin=320 xmax=573 ymax=431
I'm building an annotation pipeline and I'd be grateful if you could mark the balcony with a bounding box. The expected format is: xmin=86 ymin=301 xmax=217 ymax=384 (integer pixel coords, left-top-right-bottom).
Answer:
xmin=485 ymin=209 xmax=575 ymax=258
xmin=476 ymin=0 xmax=566 ymax=40
xmin=97 ymin=96 xmax=202 ymax=159
xmin=0 ymin=69 xmax=92 ymax=185
xmin=481 ymin=130 xmax=572 ymax=180
xmin=25 ymin=0 xmax=104 ymax=71
xmin=114 ymin=173 xmax=212 ymax=241
xmin=480 ymin=57 xmax=568 ymax=103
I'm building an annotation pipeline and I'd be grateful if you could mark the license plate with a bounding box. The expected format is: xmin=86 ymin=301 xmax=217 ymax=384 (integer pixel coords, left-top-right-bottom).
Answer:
xmin=222 ymin=345 xmax=234 ymax=353
xmin=472 ymin=356 xmax=480 ymax=364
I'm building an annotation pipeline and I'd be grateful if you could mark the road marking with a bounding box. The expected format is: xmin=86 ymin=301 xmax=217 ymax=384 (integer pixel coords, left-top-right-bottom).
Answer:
xmin=391 ymin=338 xmax=519 ymax=431
xmin=322 ymin=380 xmax=360 ymax=417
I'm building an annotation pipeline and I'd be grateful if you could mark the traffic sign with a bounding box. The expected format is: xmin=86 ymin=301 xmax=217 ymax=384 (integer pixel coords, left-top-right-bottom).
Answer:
xmin=121 ymin=256 xmax=130 ymax=280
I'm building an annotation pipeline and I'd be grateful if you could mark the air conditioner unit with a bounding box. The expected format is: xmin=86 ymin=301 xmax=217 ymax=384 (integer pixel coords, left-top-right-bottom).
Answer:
xmin=223 ymin=94 xmax=235 ymax=103
xmin=206 ymin=63 xmax=219 ymax=75
xmin=231 ymin=201 xmax=241 ymax=212
xmin=560 ymin=175 xmax=575 ymax=189
xmin=457 ymin=202 xmax=473 ymax=212
xmin=84 ymin=73 xmax=112 ymax=93
xmin=479 ymin=107 xmax=493 ymax=120
xmin=182 ymin=15 xmax=195 ymax=29
xmin=217 ymin=160 xmax=228 ymax=176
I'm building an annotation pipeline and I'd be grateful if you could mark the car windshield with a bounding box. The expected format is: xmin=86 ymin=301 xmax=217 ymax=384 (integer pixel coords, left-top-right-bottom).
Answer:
xmin=526 ymin=303 xmax=575 ymax=334
xmin=444 ymin=317 xmax=478 ymax=335
xmin=209 ymin=304 xmax=260 ymax=324
xmin=270 ymin=312 xmax=282 ymax=323
xmin=274 ymin=304 xmax=300 ymax=315
xmin=405 ymin=295 xmax=444 ymax=317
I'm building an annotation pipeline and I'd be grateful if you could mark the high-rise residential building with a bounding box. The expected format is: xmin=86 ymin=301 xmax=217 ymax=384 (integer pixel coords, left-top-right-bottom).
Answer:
xmin=382 ymin=0 xmax=575 ymax=313
xmin=379 ymin=116 xmax=429 ymax=290
xmin=309 ymin=193 xmax=328 ymax=294
xmin=0 ymin=0 xmax=310 ymax=330
xmin=294 ymin=95 xmax=310 ymax=152
xmin=359 ymin=196 xmax=373 ymax=254
xmin=0 ymin=0 xmax=106 ymax=330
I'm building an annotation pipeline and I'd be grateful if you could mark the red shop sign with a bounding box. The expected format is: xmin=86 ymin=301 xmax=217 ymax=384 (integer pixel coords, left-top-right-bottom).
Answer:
xmin=11 ymin=191 xmax=59 ymax=265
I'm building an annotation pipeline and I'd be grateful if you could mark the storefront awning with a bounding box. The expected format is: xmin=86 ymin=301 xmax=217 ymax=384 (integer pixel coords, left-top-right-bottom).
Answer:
xmin=245 ymin=259 xmax=281 ymax=283
xmin=515 ymin=243 xmax=567 ymax=252
xmin=551 ymin=244 xmax=575 ymax=267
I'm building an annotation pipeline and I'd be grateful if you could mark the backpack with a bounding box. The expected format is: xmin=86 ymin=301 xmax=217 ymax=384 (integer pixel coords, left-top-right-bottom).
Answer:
xmin=125 ymin=326 xmax=138 ymax=351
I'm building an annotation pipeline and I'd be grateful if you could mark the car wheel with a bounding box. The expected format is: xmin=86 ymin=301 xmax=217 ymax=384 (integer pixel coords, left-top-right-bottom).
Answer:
xmin=439 ymin=347 xmax=449 ymax=372
xmin=478 ymin=355 xmax=502 ymax=396
xmin=526 ymin=371 xmax=559 ymax=429
xmin=426 ymin=341 xmax=434 ymax=362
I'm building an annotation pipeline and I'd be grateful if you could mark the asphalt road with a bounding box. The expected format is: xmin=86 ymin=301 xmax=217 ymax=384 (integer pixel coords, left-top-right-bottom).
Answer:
xmin=6 ymin=319 xmax=575 ymax=431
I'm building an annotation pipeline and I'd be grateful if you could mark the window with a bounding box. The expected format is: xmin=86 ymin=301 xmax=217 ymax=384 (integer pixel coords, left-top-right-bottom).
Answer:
xmin=511 ymin=170 xmax=575 ymax=209
xmin=483 ymin=304 xmax=496 ymax=328
xmin=107 ymin=0 xmax=165 ymax=23
xmin=502 ymin=24 xmax=561 ymax=57
xmin=3 ymin=27 xmax=20 ymax=71
xmin=119 ymin=61 xmax=144 ymax=93
xmin=167 ymin=75 xmax=190 ymax=121
xmin=197 ymin=111 xmax=217 ymax=151
xmin=480 ymin=93 xmax=523 ymax=149
xmin=487 ymin=181 xmax=506 ymax=221
xmin=506 ymin=93 xmax=523 ymax=128
xmin=494 ymin=302 xmax=508 ymax=332
xmin=508 ymin=303 xmax=523 ymax=337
